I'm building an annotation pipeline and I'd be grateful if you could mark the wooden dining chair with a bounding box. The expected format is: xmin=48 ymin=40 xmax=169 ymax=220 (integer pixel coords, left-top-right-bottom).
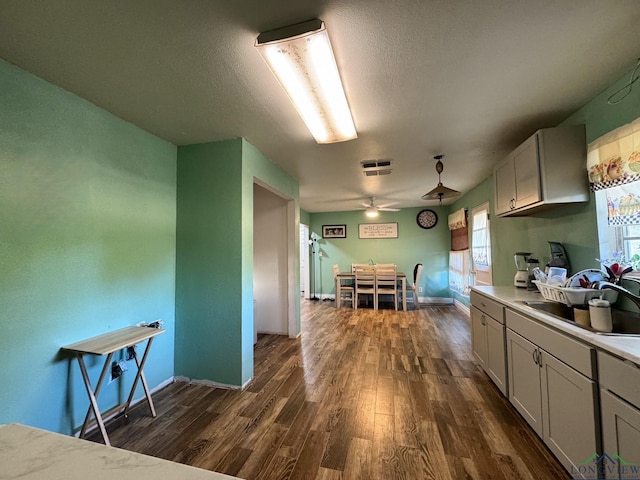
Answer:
xmin=333 ymin=264 xmax=353 ymax=308
xmin=354 ymin=265 xmax=376 ymax=309
xmin=405 ymin=263 xmax=423 ymax=309
xmin=375 ymin=264 xmax=398 ymax=310
xmin=351 ymin=263 xmax=371 ymax=272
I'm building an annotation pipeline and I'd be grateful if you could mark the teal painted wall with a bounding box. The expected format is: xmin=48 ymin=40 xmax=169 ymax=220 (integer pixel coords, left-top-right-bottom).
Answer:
xmin=175 ymin=140 xmax=244 ymax=385
xmin=300 ymin=209 xmax=311 ymax=226
xmin=309 ymin=207 xmax=451 ymax=298
xmin=0 ymin=59 xmax=177 ymax=434
xmin=452 ymin=63 xmax=640 ymax=296
xmin=175 ymin=139 xmax=299 ymax=386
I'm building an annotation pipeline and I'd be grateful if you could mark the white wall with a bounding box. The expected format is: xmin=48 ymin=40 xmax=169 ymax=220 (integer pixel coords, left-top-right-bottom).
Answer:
xmin=253 ymin=184 xmax=288 ymax=335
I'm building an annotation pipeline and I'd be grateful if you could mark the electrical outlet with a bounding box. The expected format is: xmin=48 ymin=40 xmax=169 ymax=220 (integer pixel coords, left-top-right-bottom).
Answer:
xmin=418 ymin=287 xmax=423 ymax=293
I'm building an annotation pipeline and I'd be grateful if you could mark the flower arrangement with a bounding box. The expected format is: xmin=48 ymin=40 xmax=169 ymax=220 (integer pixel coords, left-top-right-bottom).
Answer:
xmin=596 ymin=251 xmax=639 ymax=285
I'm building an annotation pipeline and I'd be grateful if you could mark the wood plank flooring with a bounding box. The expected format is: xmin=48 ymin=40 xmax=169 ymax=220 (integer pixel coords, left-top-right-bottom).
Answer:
xmin=89 ymin=300 xmax=569 ymax=480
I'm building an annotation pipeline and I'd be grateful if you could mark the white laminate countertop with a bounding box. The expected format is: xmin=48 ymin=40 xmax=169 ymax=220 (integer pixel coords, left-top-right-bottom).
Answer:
xmin=473 ymin=286 xmax=640 ymax=366
xmin=0 ymin=424 xmax=239 ymax=480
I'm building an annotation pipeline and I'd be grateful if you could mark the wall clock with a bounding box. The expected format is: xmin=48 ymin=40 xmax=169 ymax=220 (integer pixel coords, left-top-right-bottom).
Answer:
xmin=417 ymin=209 xmax=438 ymax=229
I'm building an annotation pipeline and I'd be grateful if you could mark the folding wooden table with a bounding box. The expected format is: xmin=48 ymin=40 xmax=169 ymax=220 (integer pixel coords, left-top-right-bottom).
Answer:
xmin=62 ymin=326 xmax=165 ymax=446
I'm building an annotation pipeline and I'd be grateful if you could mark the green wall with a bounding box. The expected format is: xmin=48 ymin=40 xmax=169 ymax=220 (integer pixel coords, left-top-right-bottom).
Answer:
xmin=308 ymin=207 xmax=451 ymax=298
xmin=175 ymin=138 xmax=299 ymax=387
xmin=451 ymin=62 xmax=640 ymax=300
xmin=0 ymin=59 xmax=177 ymax=434
xmin=175 ymin=140 xmax=244 ymax=385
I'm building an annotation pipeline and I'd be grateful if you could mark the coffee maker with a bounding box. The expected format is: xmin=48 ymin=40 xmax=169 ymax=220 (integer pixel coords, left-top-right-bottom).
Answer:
xmin=514 ymin=252 xmax=532 ymax=288
xmin=548 ymin=241 xmax=570 ymax=271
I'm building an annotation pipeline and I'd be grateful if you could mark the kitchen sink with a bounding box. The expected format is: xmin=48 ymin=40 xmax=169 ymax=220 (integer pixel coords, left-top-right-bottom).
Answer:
xmin=517 ymin=300 xmax=640 ymax=336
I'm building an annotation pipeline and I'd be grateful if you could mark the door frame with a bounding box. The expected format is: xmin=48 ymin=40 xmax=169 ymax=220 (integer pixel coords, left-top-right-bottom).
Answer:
xmin=471 ymin=202 xmax=493 ymax=287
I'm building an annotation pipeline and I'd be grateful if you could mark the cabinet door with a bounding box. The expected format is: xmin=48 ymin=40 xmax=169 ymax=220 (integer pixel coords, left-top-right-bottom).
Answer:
xmin=507 ymin=329 xmax=543 ymax=436
xmin=486 ymin=316 xmax=507 ymax=396
xmin=601 ymin=389 xmax=640 ymax=480
xmin=494 ymin=157 xmax=516 ymax=215
xmin=471 ymin=306 xmax=487 ymax=368
xmin=513 ymin=134 xmax=541 ymax=209
xmin=540 ymin=351 xmax=599 ymax=477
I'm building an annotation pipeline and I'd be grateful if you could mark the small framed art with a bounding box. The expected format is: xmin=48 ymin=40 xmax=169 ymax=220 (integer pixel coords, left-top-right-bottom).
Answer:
xmin=322 ymin=224 xmax=347 ymax=238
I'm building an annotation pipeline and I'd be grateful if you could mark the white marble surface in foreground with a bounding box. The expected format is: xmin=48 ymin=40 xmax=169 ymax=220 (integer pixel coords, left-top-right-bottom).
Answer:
xmin=0 ymin=424 xmax=239 ymax=480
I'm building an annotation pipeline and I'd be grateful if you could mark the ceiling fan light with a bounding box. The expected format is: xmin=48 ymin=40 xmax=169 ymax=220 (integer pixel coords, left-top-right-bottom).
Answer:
xmin=365 ymin=207 xmax=379 ymax=217
xmin=255 ymin=19 xmax=357 ymax=144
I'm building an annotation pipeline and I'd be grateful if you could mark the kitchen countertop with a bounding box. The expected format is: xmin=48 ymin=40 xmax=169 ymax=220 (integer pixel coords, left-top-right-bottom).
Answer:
xmin=0 ymin=423 xmax=239 ymax=480
xmin=473 ymin=286 xmax=640 ymax=366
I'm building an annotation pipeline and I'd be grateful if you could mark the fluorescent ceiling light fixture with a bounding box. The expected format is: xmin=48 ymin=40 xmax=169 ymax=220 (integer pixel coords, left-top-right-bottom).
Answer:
xmin=255 ymin=19 xmax=357 ymax=144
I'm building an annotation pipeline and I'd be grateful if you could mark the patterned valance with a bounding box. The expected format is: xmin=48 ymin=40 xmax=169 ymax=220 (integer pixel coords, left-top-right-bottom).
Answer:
xmin=587 ymin=117 xmax=640 ymax=191
xmin=448 ymin=208 xmax=467 ymax=230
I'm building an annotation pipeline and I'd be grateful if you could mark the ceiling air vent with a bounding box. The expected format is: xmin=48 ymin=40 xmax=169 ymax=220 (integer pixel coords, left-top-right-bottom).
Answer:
xmin=361 ymin=159 xmax=392 ymax=176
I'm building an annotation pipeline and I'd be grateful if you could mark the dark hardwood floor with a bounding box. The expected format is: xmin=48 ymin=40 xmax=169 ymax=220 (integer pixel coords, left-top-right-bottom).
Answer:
xmin=90 ymin=300 xmax=569 ymax=479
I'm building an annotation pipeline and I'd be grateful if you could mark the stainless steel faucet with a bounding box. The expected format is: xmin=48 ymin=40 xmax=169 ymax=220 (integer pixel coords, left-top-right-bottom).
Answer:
xmin=594 ymin=281 xmax=640 ymax=311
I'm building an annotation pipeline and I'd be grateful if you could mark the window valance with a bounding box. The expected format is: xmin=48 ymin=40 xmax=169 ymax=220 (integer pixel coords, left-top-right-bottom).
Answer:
xmin=587 ymin=117 xmax=640 ymax=191
xmin=448 ymin=208 xmax=467 ymax=230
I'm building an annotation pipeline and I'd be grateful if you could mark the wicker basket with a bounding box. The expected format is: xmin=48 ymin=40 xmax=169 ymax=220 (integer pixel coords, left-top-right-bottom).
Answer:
xmin=532 ymin=281 xmax=618 ymax=307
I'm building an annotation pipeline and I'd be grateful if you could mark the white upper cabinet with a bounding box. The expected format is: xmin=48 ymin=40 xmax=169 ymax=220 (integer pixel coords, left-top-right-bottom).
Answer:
xmin=494 ymin=125 xmax=589 ymax=216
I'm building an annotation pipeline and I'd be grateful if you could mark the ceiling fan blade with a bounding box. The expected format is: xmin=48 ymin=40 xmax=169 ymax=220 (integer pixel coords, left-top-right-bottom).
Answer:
xmin=378 ymin=207 xmax=401 ymax=212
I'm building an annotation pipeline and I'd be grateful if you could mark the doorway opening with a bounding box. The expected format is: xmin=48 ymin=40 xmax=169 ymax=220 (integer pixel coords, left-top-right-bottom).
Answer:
xmin=252 ymin=181 xmax=298 ymax=344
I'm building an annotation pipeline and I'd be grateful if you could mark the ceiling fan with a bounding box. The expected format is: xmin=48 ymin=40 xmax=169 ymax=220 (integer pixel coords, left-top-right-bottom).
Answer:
xmin=359 ymin=197 xmax=400 ymax=217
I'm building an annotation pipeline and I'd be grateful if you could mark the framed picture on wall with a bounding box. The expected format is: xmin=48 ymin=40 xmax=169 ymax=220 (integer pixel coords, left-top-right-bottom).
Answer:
xmin=322 ymin=224 xmax=347 ymax=238
xmin=358 ymin=223 xmax=398 ymax=239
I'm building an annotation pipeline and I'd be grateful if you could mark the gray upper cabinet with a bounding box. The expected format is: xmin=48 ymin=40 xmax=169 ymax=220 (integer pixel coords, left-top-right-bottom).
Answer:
xmin=494 ymin=125 xmax=588 ymax=216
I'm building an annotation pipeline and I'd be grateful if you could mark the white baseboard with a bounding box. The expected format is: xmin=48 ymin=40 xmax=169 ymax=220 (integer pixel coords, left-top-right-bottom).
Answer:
xmin=454 ymin=298 xmax=470 ymax=316
xmin=314 ymin=295 xmax=455 ymax=305
xmin=420 ymin=296 xmax=454 ymax=305
xmin=175 ymin=375 xmax=248 ymax=390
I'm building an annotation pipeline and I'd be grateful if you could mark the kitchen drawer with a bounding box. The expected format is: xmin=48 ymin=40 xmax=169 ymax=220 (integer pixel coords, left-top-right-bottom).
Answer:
xmin=471 ymin=291 xmax=504 ymax=324
xmin=598 ymin=351 xmax=640 ymax=409
xmin=506 ymin=308 xmax=595 ymax=378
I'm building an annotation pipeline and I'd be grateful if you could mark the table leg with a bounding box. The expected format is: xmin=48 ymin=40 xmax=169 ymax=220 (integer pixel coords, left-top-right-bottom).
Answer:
xmin=77 ymin=352 xmax=112 ymax=446
xmin=123 ymin=337 xmax=156 ymax=418
xmin=336 ymin=278 xmax=341 ymax=307
xmin=402 ymin=277 xmax=407 ymax=311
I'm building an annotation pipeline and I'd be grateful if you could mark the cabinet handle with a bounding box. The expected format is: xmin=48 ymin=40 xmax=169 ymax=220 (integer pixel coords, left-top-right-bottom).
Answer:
xmin=481 ymin=314 xmax=486 ymax=326
xmin=532 ymin=349 xmax=538 ymax=365
xmin=510 ymin=198 xmax=516 ymax=210
xmin=537 ymin=349 xmax=542 ymax=368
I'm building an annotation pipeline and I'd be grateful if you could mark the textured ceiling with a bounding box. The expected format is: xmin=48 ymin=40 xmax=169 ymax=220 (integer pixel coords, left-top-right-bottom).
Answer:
xmin=1 ymin=0 xmax=639 ymax=212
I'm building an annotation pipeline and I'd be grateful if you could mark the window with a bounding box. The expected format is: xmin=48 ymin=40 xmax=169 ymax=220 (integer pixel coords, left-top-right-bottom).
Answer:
xmin=471 ymin=208 xmax=491 ymax=267
xmin=590 ymin=117 xmax=640 ymax=273
xmin=596 ymin=186 xmax=640 ymax=272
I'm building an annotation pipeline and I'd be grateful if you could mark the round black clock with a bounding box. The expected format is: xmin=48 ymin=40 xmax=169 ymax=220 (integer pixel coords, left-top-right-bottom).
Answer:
xmin=417 ymin=209 xmax=438 ymax=229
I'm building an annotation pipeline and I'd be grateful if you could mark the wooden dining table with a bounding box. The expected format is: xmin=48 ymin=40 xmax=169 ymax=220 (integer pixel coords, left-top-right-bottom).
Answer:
xmin=336 ymin=271 xmax=407 ymax=310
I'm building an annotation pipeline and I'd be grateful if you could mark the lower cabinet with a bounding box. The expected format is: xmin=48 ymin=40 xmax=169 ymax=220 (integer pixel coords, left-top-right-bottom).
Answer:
xmin=506 ymin=311 xmax=599 ymax=478
xmin=598 ymin=350 xmax=640 ymax=479
xmin=600 ymin=390 xmax=640 ymax=480
xmin=471 ymin=305 xmax=507 ymax=395
xmin=471 ymin=289 xmax=640 ymax=480
xmin=506 ymin=329 xmax=543 ymax=435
